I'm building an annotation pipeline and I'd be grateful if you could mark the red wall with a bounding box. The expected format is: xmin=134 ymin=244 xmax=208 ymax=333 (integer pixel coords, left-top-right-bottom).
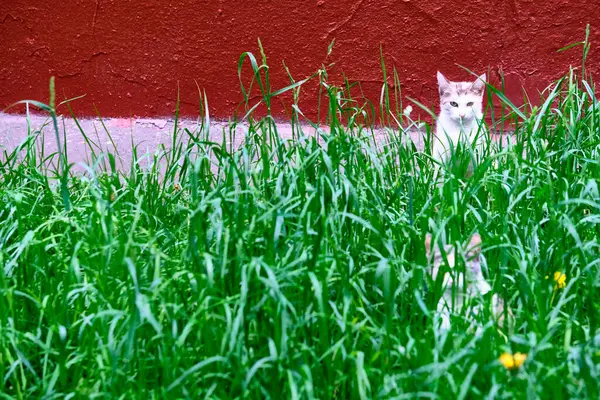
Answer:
xmin=1 ymin=1 xmax=599 ymax=120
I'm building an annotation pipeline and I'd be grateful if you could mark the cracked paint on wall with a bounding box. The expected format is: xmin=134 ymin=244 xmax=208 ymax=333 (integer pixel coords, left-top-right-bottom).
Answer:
xmin=1 ymin=1 xmax=598 ymax=120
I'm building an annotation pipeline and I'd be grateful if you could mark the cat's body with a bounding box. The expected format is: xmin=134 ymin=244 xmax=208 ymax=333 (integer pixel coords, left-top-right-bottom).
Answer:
xmin=433 ymin=72 xmax=488 ymax=162
xmin=425 ymin=232 xmax=511 ymax=333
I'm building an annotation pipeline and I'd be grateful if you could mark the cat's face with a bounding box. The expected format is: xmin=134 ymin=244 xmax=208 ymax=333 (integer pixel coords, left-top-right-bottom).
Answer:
xmin=425 ymin=232 xmax=513 ymax=333
xmin=425 ymin=232 xmax=488 ymax=293
xmin=437 ymin=72 xmax=486 ymax=123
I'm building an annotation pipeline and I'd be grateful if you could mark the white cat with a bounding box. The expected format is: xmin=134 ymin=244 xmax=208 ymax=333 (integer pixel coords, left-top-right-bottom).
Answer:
xmin=433 ymin=72 xmax=488 ymax=162
xmin=425 ymin=232 xmax=511 ymax=333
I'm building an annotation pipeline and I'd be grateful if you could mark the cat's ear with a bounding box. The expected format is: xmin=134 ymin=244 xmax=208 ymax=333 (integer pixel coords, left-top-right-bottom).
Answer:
xmin=425 ymin=233 xmax=433 ymax=255
xmin=469 ymin=232 xmax=482 ymax=247
xmin=467 ymin=232 xmax=482 ymax=257
xmin=437 ymin=71 xmax=450 ymax=96
xmin=471 ymin=73 xmax=486 ymax=95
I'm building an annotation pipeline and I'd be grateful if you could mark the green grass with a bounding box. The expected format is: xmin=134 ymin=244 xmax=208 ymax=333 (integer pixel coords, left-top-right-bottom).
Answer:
xmin=2 ymin=37 xmax=600 ymax=399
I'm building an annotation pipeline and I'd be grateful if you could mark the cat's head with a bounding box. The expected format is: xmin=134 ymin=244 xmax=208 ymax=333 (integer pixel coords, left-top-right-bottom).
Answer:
xmin=437 ymin=72 xmax=486 ymax=123
xmin=425 ymin=232 xmax=489 ymax=293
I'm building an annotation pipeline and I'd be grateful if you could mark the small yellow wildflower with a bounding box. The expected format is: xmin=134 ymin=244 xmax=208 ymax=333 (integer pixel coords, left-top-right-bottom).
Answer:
xmin=546 ymin=271 xmax=567 ymax=289
xmin=174 ymin=183 xmax=182 ymax=192
xmin=554 ymin=272 xmax=567 ymax=289
xmin=499 ymin=352 xmax=527 ymax=370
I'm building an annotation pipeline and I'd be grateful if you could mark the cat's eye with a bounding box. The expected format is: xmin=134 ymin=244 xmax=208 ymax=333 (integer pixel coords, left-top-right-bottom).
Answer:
xmin=450 ymin=101 xmax=458 ymax=107
xmin=467 ymin=102 xmax=474 ymax=107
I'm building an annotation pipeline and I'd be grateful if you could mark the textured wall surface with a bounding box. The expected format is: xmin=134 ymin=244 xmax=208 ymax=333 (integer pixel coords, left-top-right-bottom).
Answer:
xmin=1 ymin=1 xmax=599 ymax=120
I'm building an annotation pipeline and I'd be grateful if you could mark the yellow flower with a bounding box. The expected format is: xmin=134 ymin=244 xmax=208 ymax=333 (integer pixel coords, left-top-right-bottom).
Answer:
xmin=499 ymin=352 xmax=527 ymax=370
xmin=554 ymin=272 xmax=567 ymax=289
xmin=546 ymin=271 xmax=567 ymax=289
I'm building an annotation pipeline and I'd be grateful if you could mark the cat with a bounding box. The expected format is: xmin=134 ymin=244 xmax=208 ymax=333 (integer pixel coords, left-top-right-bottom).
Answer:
xmin=425 ymin=232 xmax=512 ymax=333
xmin=433 ymin=72 xmax=488 ymax=162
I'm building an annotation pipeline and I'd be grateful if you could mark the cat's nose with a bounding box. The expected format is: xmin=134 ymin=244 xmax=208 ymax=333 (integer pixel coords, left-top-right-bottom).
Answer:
xmin=459 ymin=113 xmax=466 ymax=118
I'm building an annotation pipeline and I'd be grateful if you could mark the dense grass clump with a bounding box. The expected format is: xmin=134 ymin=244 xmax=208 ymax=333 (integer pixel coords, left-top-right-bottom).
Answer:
xmin=2 ymin=43 xmax=600 ymax=398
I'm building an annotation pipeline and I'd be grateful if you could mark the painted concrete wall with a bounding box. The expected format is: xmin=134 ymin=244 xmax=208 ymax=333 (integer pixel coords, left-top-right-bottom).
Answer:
xmin=1 ymin=1 xmax=598 ymax=120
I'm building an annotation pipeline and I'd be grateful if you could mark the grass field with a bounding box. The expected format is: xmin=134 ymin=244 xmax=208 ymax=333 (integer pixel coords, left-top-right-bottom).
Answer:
xmin=2 ymin=38 xmax=600 ymax=399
